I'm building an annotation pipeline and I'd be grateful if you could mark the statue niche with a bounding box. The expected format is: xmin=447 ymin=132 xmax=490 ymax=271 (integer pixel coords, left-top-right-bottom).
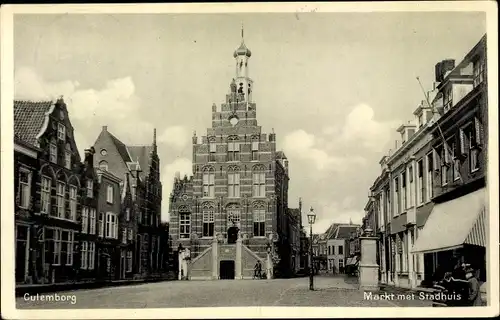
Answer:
xmin=227 ymin=221 xmax=239 ymax=244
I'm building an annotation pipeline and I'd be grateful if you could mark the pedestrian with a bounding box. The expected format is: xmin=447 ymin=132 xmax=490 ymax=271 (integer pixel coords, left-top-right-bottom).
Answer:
xmin=466 ymin=267 xmax=482 ymax=306
xmin=253 ymin=261 xmax=262 ymax=279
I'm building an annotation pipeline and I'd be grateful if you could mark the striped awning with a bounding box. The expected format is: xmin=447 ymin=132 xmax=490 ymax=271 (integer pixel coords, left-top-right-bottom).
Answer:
xmin=412 ymin=188 xmax=487 ymax=254
xmin=465 ymin=206 xmax=487 ymax=246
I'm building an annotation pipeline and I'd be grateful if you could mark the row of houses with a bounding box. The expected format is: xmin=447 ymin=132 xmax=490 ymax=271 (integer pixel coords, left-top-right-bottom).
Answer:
xmin=14 ymin=98 xmax=170 ymax=286
xmin=359 ymin=34 xmax=488 ymax=289
xmin=312 ymin=222 xmax=360 ymax=274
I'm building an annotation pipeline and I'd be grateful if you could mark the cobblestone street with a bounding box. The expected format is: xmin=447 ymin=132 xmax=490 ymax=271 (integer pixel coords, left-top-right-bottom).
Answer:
xmin=17 ymin=276 xmax=433 ymax=309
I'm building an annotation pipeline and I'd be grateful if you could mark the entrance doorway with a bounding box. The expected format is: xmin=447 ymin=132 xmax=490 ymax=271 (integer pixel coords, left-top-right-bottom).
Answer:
xmin=220 ymin=260 xmax=235 ymax=279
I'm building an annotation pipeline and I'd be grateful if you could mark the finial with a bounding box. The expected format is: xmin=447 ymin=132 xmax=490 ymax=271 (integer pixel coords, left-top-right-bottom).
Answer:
xmin=153 ymin=128 xmax=157 ymax=145
xmin=193 ymin=130 xmax=196 ymax=136
xmin=241 ymin=23 xmax=244 ymax=42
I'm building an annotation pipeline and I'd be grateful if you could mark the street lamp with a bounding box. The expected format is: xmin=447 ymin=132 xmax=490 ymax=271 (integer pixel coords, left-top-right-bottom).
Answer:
xmin=307 ymin=206 xmax=316 ymax=291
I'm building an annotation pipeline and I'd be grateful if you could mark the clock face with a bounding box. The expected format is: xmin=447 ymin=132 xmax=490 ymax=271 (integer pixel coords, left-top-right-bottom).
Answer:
xmin=100 ymin=149 xmax=107 ymax=156
xmin=229 ymin=116 xmax=239 ymax=126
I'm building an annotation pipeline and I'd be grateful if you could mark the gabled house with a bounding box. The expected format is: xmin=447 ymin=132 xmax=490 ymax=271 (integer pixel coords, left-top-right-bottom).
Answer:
xmin=14 ymin=98 xmax=92 ymax=284
xmin=93 ymin=126 xmax=165 ymax=277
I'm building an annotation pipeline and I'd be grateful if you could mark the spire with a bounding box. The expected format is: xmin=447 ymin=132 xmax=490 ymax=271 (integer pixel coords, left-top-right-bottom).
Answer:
xmin=241 ymin=23 xmax=244 ymax=43
xmin=153 ymin=128 xmax=157 ymax=152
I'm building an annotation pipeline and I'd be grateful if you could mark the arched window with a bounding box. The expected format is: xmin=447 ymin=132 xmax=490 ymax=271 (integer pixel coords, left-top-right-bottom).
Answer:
xmin=202 ymin=203 xmax=215 ymax=238
xmin=227 ymin=204 xmax=241 ymax=227
xmin=227 ymin=166 xmax=240 ymax=198
xmin=202 ymin=166 xmax=215 ymax=197
xmin=227 ymin=136 xmax=240 ymax=161
xmin=251 ymin=135 xmax=260 ymax=161
xmin=253 ymin=201 xmax=266 ymax=237
xmin=208 ymin=136 xmax=216 ymax=162
xmin=178 ymin=206 xmax=191 ymax=239
xmin=99 ymin=160 xmax=108 ymax=172
xmin=252 ymin=165 xmax=266 ymax=197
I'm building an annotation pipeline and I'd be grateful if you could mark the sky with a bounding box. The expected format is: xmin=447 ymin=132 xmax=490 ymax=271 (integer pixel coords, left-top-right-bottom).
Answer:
xmin=13 ymin=12 xmax=486 ymax=234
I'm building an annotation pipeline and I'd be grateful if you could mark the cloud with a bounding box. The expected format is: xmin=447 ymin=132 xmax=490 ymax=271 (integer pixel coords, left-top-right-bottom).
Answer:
xmin=283 ymin=129 xmax=367 ymax=173
xmin=337 ymin=103 xmax=398 ymax=150
xmin=158 ymin=125 xmax=190 ymax=149
xmin=161 ymin=158 xmax=193 ymax=221
xmin=14 ymin=66 xmax=79 ymax=101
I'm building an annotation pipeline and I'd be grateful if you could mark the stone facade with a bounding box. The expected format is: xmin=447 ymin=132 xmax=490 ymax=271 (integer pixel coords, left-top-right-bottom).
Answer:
xmin=169 ymin=33 xmax=296 ymax=279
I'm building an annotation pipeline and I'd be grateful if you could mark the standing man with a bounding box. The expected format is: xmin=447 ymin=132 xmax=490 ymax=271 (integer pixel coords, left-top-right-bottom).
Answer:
xmin=466 ymin=267 xmax=482 ymax=306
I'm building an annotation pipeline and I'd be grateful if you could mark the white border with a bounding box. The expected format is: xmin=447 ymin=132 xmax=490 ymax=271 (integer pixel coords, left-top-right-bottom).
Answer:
xmin=1 ymin=2 xmax=498 ymax=319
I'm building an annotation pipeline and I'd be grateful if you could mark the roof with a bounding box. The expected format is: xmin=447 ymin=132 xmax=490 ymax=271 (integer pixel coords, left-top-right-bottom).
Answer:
xmin=333 ymin=225 xmax=361 ymax=239
xmin=275 ymin=151 xmax=287 ymax=160
xmin=14 ymin=100 xmax=54 ymax=147
xmin=324 ymin=223 xmax=342 ymax=239
xmin=128 ymin=145 xmax=153 ymax=177
xmin=108 ymin=132 xmax=132 ymax=163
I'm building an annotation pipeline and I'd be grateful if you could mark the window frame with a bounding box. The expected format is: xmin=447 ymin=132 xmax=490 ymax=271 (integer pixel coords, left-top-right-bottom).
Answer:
xmin=107 ymin=185 xmax=114 ymax=204
xmin=57 ymin=123 xmax=66 ymax=141
xmin=202 ymin=206 xmax=215 ymax=238
xmin=56 ymin=181 xmax=65 ymax=218
xmin=49 ymin=143 xmax=57 ymax=163
xmin=253 ymin=207 xmax=266 ymax=237
xmin=82 ymin=207 xmax=89 ymax=234
xmin=18 ymin=167 xmax=31 ymax=209
xmin=179 ymin=212 xmax=191 ymax=239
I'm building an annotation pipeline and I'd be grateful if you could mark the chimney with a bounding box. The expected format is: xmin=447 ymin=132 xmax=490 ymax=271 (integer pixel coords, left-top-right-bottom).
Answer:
xmin=102 ymin=125 xmax=108 ymax=132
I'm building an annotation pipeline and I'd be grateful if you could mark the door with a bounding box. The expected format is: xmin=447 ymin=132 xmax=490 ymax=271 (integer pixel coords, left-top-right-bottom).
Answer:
xmin=15 ymin=225 xmax=29 ymax=283
xmin=219 ymin=260 xmax=235 ymax=279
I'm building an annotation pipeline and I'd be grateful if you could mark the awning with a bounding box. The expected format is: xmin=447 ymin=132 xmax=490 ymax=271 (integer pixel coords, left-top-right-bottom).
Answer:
xmin=411 ymin=188 xmax=487 ymax=254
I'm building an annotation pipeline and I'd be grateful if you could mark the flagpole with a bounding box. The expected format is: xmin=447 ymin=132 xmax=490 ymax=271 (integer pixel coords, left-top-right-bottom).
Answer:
xmin=416 ymin=77 xmax=462 ymax=182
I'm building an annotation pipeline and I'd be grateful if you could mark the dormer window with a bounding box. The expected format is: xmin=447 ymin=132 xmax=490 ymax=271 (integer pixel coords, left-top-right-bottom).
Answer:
xmin=58 ymin=123 xmax=66 ymax=141
xmin=473 ymin=58 xmax=485 ymax=87
xmin=444 ymin=86 xmax=453 ymax=112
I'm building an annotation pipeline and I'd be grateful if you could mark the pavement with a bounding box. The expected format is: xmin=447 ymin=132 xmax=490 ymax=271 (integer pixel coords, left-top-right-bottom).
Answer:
xmin=16 ymin=275 xmax=433 ymax=309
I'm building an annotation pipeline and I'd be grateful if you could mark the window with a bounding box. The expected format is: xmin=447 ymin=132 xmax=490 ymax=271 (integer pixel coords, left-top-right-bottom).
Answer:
xmin=401 ymin=173 xmax=407 ymax=210
xmin=127 ymin=251 xmax=133 ymax=272
xmin=107 ymin=185 xmax=114 ymax=203
xmin=98 ymin=212 xmax=104 ymax=237
xmin=417 ymin=160 xmax=424 ymax=205
xmin=50 ymin=143 xmax=57 ymax=163
xmin=58 ymin=123 xmax=66 ymax=141
xmin=69 ymin=186 xmax=77 ymax=220
xmin=99 ymin=160 xmax=108 ymax=172
xmin=328 ymin=246 xmax=331 ymax=255
xmin=202 ymin=167 xmax=215 ymax=197
xmin=227 ymin=137 xmax=240 ymax=161
xmin=339 ymin=259 xmax=344 ymax=269
xmin=126 ymin=208 xmax=130 ymax=221
xmin=473 ymin=59 xmax=485 ymax=87
xmin=227 ymin=205 xmax=241 ymax=227
xmin=426 ymin=152 xmax=434 ymax=201
xmin=209 ymin=141 xmax=216 ymax=162
xmin=88 ymin=242 xmax=95 ymax=270
xmin=48 ymin=228 xmax=62 ymax=265
xmin=444 ymin=86 xmax=453 ymax=112
xmin=469 ymin=130 xmax=479 ymax=172
xmin=253 ymin=207 xmax=266 ymax=237
xmin=202 ymin=206 xmax=215 ymax=237
xmin=122 ymin=228 xmax=127 ymax=244
xmin=105 ymin=213 xmax=118 ymax=239
xmin=441 ymin=146 xmax=449 ymax=186
xmin=228 ymin=170 xmax=241 ymax=198
xmin=252 ymin=141 xmax=259 ymax=161
xmin=252 ymin=166 xmax=266 ymax=197
xmin=451 ymin=141 xmax=460 ymax=181
xmin=64 ymin=148 xmax=71 ymax=169
xmin=179 ymin=213 xmax=191 ymax=239
xmin=408 ymin=166 xmax=414 ymax=207
xmin=86 ymin=180 xmax=93 ymax=198
xmin=60 ymin=230 xmax=74 ymax=266
xmin=41 ymin=176 xmax=51 ymax=214
xmin=18 ymin=168 xmax=31 ymax=209
xmin=128 ymin=229 xmax=133 ymax=240
xmin=81 ymin=241 xmax=88 ymax=269
xmin=339 ymin=245 xmax=343 ymax=255
xmin=56 ymin=182 xmax=65 ymax=218
xmin=394 ymin=177 xmax=399 ymax=215
xmin=331 ymin=245 xmax=335 ymax=255
xmin=89 ymin=208 xmax=96 ymax=234
xmin=82 ymin=207 xmax=89 ymax=233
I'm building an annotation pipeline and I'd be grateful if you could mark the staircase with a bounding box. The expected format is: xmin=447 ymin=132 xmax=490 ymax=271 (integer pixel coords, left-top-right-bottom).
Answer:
xmin=189 ymin=246 xmax=214 ymax=280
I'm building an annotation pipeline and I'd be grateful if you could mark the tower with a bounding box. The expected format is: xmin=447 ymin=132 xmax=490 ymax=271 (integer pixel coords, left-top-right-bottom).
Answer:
xmin=233 ymin=25 xmax=254 ymax=105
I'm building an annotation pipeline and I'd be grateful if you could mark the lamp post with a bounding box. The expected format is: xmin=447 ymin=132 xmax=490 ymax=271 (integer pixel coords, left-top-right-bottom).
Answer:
xmin=307 ymin=206 xmax=316 ymax=291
